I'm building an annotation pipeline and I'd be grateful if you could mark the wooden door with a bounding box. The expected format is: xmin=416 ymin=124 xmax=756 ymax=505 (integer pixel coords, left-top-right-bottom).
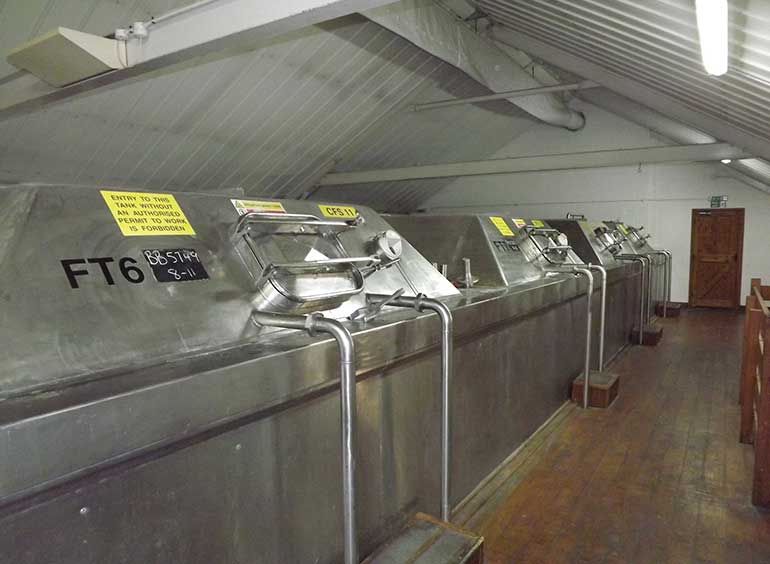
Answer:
xmin=689 ymin=208 xmax=744 ymax=308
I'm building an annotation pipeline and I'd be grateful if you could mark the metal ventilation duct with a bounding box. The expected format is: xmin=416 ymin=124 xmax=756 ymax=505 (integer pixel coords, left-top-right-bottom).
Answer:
xmin=362 ymin=0 xmax=586 ymax=130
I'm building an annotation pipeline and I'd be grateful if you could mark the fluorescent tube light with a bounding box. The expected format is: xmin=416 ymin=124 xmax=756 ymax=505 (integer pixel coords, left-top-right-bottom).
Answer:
xmin=695 ymin=0 xmax=728 ymax=76
xmin=721 ymin=159 xmax=732 ymax=164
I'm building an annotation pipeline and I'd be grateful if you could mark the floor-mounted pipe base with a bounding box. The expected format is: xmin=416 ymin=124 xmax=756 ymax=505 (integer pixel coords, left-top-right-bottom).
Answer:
xmin=655 ymin=302 xmax=683 ymax=318
xmin=363 ymin=513 xmax=483 ymax=564
xmin=571 ymin=370 xmax=620 ymax=409
xmin=631 ymin=324 xmax=664 ymax=346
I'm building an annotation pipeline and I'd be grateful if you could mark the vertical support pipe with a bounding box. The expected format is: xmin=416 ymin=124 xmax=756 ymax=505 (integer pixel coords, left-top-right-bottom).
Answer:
xmin=662 ymin=249 xmax=674 ymax=317
xmin=645 ymin=251 xmax=671 ymax=318
xmin=547 ymin=267 xmax=593 ymax=408
xmin=251 ymin=312 xmax=358 ymax=564
xmin=366 ymin=293 xmax=454 ymax=522
xmin=575 ymin=268 xmax=594 ymax=409
xmin=587 ymin=264 xmax=607 ymax=372
xmin=647 ymin=251 xmax=671 ymax=318
xmin=638 ymin=258 xmax=648 ymax=343
xmin=640 ymin=255 xmax=653 ymax=324
xmin=656 ymin=253 xmax=666 ymax=317
xmin=660 ymin=254 xmax=666 ymax=315
xmin=617 ymin=256 xmax=646 ymax=345
xmin=462 ymin=257 xmax=473 ymax=288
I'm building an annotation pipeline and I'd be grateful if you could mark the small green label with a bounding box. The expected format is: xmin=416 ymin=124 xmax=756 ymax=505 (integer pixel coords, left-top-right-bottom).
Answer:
xmin=710 ymin=195 xmax=727 ymax=208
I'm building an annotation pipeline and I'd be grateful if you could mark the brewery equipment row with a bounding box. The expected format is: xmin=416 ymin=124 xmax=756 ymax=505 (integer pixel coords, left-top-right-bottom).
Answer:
xmin=0 ymin=185 xmax=670 ymax=564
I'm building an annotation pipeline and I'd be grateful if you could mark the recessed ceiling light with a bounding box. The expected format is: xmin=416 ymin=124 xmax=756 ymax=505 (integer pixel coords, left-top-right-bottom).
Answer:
xmin=721 ymin=159 xmax=732 ymax=164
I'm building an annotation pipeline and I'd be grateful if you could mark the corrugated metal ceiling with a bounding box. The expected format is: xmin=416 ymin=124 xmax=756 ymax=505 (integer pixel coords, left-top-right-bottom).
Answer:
xmin=0 ymin=1 xmax=537 ymax=212
xmin=477 ymin=0 xmax=770 ymax=154
xmin=314 ymin=77 xmax=536 ymax=212
xmin=2 ymin=0 xmax=769 ymax=212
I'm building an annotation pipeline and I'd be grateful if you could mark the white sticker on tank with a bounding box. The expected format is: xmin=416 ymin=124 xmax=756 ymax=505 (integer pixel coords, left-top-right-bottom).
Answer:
xmin=231 ymin=199 xmax=286 ymax=215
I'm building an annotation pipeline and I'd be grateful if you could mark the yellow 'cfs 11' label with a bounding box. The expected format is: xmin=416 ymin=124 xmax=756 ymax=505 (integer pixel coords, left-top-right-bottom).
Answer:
xmin=101 ymin=190 xmax=195 ymax=236
xmin=319 ymin=204 xmax=357 ymax=218
xmin=489 ymin=216 xmax=514 ymax=236
xmin=531 ymin=219 xmax=545 ymax=228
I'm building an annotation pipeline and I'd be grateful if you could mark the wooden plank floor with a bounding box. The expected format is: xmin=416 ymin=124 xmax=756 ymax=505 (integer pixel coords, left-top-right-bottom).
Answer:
xmin=472 ymin=309 xmax=770 ymax=563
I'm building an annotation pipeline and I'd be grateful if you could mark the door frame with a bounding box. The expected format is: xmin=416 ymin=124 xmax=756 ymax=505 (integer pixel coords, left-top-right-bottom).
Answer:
xmin=688 ymin=207 xmax=745 ymax=308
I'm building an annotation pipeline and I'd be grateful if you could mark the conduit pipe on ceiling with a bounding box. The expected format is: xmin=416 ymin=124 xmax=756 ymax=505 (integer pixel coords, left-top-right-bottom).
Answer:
xmin=362 ymin=0 xmax=586 ymax=130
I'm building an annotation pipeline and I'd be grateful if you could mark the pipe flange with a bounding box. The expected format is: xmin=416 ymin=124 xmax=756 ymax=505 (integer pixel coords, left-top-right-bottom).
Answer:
xmin=412 ymin=293 xmax=427 ymax=312
xmin=305 ymin=312 xmax=325 ymax=336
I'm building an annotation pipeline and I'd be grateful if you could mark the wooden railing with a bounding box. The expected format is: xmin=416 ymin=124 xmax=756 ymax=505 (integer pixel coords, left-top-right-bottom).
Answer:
xmin=739 ymin=278 xmax=770 ymax=506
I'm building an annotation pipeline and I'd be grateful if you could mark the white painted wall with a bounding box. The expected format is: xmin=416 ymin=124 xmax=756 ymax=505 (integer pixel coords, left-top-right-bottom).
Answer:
xmin=422 ymin=102 xmax=770 ymax=304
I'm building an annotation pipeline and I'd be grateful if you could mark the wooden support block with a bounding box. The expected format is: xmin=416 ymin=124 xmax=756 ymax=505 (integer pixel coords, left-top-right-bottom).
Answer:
xmin=363 ymin=512 xmax=484 ymax=564
xmin=571 ymin=370 xmax=620 ymax=408
xmin=631 ymin=324 xmax=664 ymax=346
xmin=655 ymin=302 xmax=683 ymax=317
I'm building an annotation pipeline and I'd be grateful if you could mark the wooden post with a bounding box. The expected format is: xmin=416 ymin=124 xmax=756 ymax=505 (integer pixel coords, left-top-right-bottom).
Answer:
xmin=753 ymin=319 xmax=770 ymax=506
xmin=740 ymin=293 xmax=762 ymax=443
xmin=741 ymin=288 xmax=756 ymax=407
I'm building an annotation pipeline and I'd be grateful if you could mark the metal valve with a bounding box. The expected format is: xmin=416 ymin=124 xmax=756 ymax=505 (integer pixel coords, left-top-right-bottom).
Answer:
xmin=372 ymin=230 xmax=403 ymax=262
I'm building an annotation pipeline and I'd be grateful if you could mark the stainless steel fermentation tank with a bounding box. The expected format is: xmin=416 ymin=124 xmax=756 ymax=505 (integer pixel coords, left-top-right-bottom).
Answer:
xmin=387 ymin=214 xmax=642 ymax=377
xmin=547 ymin=218 xmax=667 ymax=344
xmin=604 ymin=221 xmax=672 ymax=318
xmin=0 ymin=186 xmax=631 ymax=564
xmin=552 ymin=218 xmax=671 ymax=326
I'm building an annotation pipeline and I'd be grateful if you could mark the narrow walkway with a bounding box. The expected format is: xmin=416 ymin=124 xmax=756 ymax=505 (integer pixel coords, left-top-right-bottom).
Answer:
xmin=472 ymin=309 xmax=770 ymax=563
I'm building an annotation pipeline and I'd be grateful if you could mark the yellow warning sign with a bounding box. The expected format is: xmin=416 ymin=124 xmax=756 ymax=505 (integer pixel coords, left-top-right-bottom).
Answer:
xmin=100 ymin=190 xmax=195 ymax=237
xmin=319 ymin=204 xmax=358 ymax=218
xmin=489 ymin=216 xmax=514 ymax=236
xmin=511 ymin=218 xmax=527 ymax=228
xmin=231 ymin=199 xmax=286 ymax=215
xmin=531 ymin=219 xmax=545 ymax=228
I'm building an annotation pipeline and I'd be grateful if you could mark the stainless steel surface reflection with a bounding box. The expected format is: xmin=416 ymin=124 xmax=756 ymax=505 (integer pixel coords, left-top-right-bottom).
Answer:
xmin=0 ymin=188 xmax=641 ymax=564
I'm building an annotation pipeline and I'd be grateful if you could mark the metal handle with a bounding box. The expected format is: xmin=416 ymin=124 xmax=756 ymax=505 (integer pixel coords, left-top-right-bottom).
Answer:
xmin=526 ymin=227 xmax=575 ymax=265
xmin=526 ymin=227 xmax=562 ymax=235
xmin=234 ymin=211 xmax=360 ymax=235
xmin=255 ymin=258 xmax=373 ymax=305
xmin=268 ymin=256 xmax=380 ymax=272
